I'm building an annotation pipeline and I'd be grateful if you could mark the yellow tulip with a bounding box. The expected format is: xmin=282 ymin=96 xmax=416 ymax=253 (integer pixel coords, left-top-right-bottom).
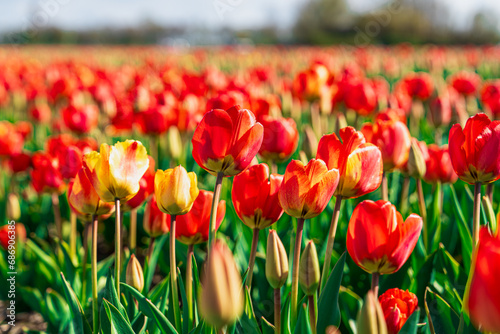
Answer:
xmin=83 ymin=140 xmax=150 ymax=202
xmin=154 ymin=165 xmax=199 ymax=215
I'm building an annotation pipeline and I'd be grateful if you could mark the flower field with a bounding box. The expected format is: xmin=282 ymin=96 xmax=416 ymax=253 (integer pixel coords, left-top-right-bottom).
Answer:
xmin=1 ymin=45 xmax=500 ymax=334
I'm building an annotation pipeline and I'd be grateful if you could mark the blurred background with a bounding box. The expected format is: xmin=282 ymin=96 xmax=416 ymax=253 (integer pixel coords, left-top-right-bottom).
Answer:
xmin=1 ymin=0 xmax=500 ymax=45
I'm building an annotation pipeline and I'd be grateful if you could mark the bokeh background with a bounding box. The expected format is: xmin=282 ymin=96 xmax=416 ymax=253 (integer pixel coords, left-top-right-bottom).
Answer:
xmin=1 ymin=0 xmax=500 ymax=45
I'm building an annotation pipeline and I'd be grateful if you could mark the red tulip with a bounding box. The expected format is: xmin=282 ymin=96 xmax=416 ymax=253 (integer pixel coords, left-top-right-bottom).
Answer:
xmin=29 ymin=103 xmax=51 ymax=124
xmin=429 ymin=95 xmax=453 ymax=128
xmin=31 ymin=152 xmax=65 ymax=194
xmin=466 ymin=227 xmax=500 ymax=333
xmin=62 ymin=104 xmax=99 ymax=134
xmin=170 ymin=190 xmax=226 ymax=245
xmin=448 ymin=113 xmax=500 ymax=184
xmin=259 ymin=116 xmax=299 ymax=163
xmin=424 ymin=145 xmax=458 ymax=184
xmin=378 ymin=288 xmax=418 ymax=334
xmin=481 ymin=81 xmax=500 ymax=117
xmin=134 ymin=105 xmax=174 ymax=135
xmin=0 ymin=121 xmax=25 ymax=157
xmin=278 ymin=159 xmax=339 ymax=219
xmin=143 ymin=196 xmax=170 ymax=238
xmin=8 ymin=152 xmax=31 ymax=174
xmin=346 ymin=200 xmax=422 ymax=274
xmin=400 ymin=72 xmax=434 ymax=100
xmin=450 ymin=71 xmax=481 ymax=96
xmin=361 ymin=117 xmax=411 ymax=172
xmin=232 ymin=164 xmax=283 ymax=229
xmin=292 ymin=63 xmax=330 ymax=101
xmin=343 ymin=80 xmax=377 ymax=116
xmin=317 ymin=126 xmax=382 ymax=199
xmin=192 ymin=105 xmax=264 ymax=176
xmin=0 ymin=223 xmax=26 ymax=250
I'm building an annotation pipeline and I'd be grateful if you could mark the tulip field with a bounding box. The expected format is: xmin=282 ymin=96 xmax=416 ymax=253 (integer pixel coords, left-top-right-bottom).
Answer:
xmin=1 ymin=45 xmax=500 ymax=334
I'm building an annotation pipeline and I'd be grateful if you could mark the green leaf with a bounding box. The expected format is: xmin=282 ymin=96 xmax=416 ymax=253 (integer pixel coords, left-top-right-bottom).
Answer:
xmin=121 ymin=282 xmax=179 ymax=334
xmin=178 ymin=268 xmax=190 ymax=333
xmin=294 ymin=303 xmax=312 ymax=334
xmin=131 ymin=314 xmax=148 ymax=334
xmin=103 ymin=299 xmax=135 ymax=334
xmin=317 ymin=252 xmax=346 ymax=334
xmin=103 ymin=269 xmax=128 ymax=321
xmin=339 ymin=287 xmax=362 ymax=334
xmin=425 ymin=289 xmax=460 ymax=334
xmin=144 ymin=234 xmax=168 ymax=292
xmin=399 ymin=308 xmax=420 ymax=334
xmin=231 ymin=287 xmax=261 ymax=333
xmin=261 ymin=317 xmax=275 ymax=334
xmin=27 ymin=239 xmax=60 ymax=284
xmin=450 ymin=185 xmax=473 ymax=273
xmin=60 ymin=273 xmax=93 ymax=334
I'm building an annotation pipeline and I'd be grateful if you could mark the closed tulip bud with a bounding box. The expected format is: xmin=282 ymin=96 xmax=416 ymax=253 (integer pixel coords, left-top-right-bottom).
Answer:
xmin=299 ymin=241 xmax=320 ymax=296
xmin=167 ymin=126 xmax=183 ymax=161
xmin=126 ymin=254 xmax=144 ymax=292
xmin=200 ymin=241 xmax=244 ymax=328
xmin=83 ymin=140 xmax=150 ymax=202
xmin=6 ymin=194 xmax=21 ymax=220
xmin=378 ymin=288 xmax=418 ymax=334
xmin=406 ymin=139 xmax=428 ymax=178
xmin=266 ymin=230 xmax=289 ymax=289
xmin=357 ymin=291 xmax=388 ymax=334
xmin=154 ymin=165 xmax=199 ymax=215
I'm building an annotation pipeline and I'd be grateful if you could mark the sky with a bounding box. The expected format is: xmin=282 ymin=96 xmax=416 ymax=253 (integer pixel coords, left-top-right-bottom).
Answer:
xmin=0 ymin=0 xmax=499 ymax=33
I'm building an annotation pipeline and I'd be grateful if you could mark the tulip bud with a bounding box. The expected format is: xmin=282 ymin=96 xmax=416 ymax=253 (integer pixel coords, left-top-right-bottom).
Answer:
xmin=299 ymin=241 xmax=320 ymax=296
xmin=6 ymin=194 xmax=21 ymax=220
xmin=126 ymin=254 xmax=144 ymax=292
xmin=407 ymin=139 xmax=427 ymax=178
xmin=357 ymin=291 xmax=388 ymax=334
xmin=167 ymin=126 xmax=183 ymax=161
xmin=154 ymin=165 xmax=199 ymax=215
xmin=266 ymin=230 xmax=289 ymax=289
xmin=200 ymin=242 xmax=244 ymax=328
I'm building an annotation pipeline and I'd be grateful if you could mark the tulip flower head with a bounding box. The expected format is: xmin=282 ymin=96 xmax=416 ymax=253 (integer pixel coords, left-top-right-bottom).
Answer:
xmin=232 ymin=163 xmax=284 ymax=230
xmin=278 ymin=159 xmax=339 ymax=219
xmin=266 ymin=230 xmax=289 ymax=289
xmin=259 ymin=116 xmax=299 ymax=163
xmin=172 ymin=190 xmax=226 ymax=245
xmin=0 ymin=223 xmax=26 ymax=250
xmin=424 ymin=144 xmax=458 ymax=184
xmin=466 ymin=227 xmax=500 ymax=333
xmin=199 ymin=241 xmax=244 ymax=328
xmin=31 ymin=152 xmax=65 ymax=194
xmin=83 ymin=140 xmax=150 ymax=202
xmin=448 ymin=113 xmax=500 ymax=184
xmin=143 ymin=196 xmax=170 ymax=238
xmin=192 ymin=105 xmax=264 ymax=177
xmin=357 ymin=291 xmax=388 ymax=334
xmin=123 ymin=155 xmax=155 ymax=211
xmin=68 ymin=168 xmax=115 ymax=217
xmin=378 ymin=288 xmax=418 ymax=334
xmin=317 ymin=126 xmax=382 ymax=199
xmin=299 ymin=241 xmax=320 ymax=296
xmin=126 ymin=254 xmax=144 ymax=292
xmin=347 ymin=200 xmax=422 ymax=275
xmin=154 ymin=165 xmax=199 ymax=215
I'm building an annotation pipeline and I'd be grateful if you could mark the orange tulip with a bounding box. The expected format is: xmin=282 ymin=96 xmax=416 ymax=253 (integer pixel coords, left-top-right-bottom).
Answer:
xmin=192 ymin=105 xmax=264 ymax=176
xmin=362 ymin=117 xmax=411 ymax=172
xmin=317 ymin=126 xmax=382 ymax=199
xmin=68 ymin=168 xmax=115 ymax=216
xmin=448 ymin=113 xmax=500 ymax=184
xmin=83 ymin=140 xmax=150 ymax=202
xmin=466 ymin=227 xmax=500 ymax=333
xmin=232 ymin=163 xmax=283 ymax=229
xmin=346 ymin=200 xmax=422 ymax=274
xmin=278 ymin=159 xmax=339 ymax=219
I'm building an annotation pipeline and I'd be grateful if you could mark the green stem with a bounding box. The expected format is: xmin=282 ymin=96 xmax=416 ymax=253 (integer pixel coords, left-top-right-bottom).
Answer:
xmin=308 ymin=295 xmax=317 ymax=334
xmin=320 ymin=195 xmax=342 ymax=292
xmin=70 ymin=211 xmax=77 ymax=261
xmin=52 ymin=192 xmax=62 ymax=241
xmin=417 ymin=179 xmax=428 ymax=250
xmin=186 ymin=244 xmax=194 ymax=330
xmin=81 ymin=222 xmax=90 ymax=303
xmin=473 ymin=183 xmax=482 ymax=246
xmin=291 ymin=218 xmax=305 ymax=328
xmin=170 ymin=215 xmax=181 ymax=330
xmin=274 ymin=288 xmax=281 ymax=334
xmin=381 ymin=172 xmax=388 ymax=201
xmin=486 ymin=183 xmax=494 ymax=203
xmin=400 ymin=176 xmax=410 ymax=216
xmin=246 ymin=228 xmax=260 ymax=289
xmin=371 ymin=272 xmax=380 ymax=297
xmin=208 ymin=172 xmax=224 ymax=254
xmin=129 ymin=208 xmax=137 ymax=253
xmin=147 ymin=237 xmax=155 ymax=263
xmin=91 ymin=215 xmax=99 ymax=333
xmin=115 ymin=198 xmax=121 ymax=296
